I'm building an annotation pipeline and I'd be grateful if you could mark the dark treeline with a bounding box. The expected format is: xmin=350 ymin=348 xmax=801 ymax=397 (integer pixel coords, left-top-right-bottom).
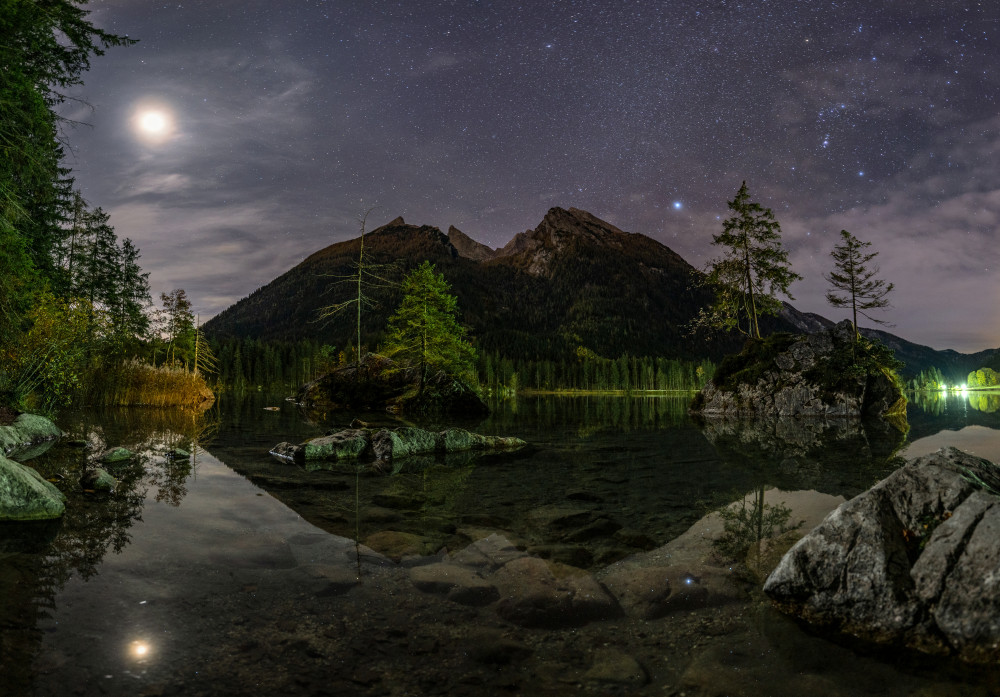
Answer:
xmin=210 ymin=338 xmax=335 ymax=390
xmin=206 ymin=338 xmax=714 ymax=395
xmin=479 ymin=351 xmax=714 ymax=394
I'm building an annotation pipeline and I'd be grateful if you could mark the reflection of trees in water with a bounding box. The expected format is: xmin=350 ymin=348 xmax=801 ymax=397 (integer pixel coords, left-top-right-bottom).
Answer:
xmin=0 ymin=407 xmax=218 ymax=693
xmin=968 ymin=393 xmax=1000 ymax=414
xmin=482 ymin=395 xmax=694 ymax=435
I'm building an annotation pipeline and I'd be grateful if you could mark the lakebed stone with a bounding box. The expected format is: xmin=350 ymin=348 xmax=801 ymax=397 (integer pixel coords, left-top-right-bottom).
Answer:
xmin=80 ymin=467 xmax=117 ymax=492
xmin=0 ymin=454 xmax=66 ymax=521
xmin=764 ymin=447 xmax=1000 ymax=662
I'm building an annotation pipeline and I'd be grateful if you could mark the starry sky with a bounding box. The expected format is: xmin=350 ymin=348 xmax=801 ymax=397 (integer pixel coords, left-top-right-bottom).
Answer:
xmin=59 ymin=0 xmax=999 ymax=352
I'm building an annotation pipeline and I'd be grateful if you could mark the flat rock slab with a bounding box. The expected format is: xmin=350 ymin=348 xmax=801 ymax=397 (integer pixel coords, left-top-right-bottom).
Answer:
xmin=764 ymin=447 xmax=1000 ymax=661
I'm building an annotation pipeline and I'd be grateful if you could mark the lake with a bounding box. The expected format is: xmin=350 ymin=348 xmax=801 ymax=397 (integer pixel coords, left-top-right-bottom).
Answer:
xmin=3 ymin=391 xmax=1000 ymax=696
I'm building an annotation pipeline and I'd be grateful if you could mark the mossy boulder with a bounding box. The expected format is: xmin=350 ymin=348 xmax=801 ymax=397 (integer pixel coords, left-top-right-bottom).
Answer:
xmin=691 ymin=320 xmax=906 ymax=421
xmin=301 ymin=429 xmax=370 ymax=460
xmin=81 ymin=468 xmax=117 ymax=492
xmin=99 ymin=447 xmax=134 ymax=464
xmin=0 ymin=413 xmax=63 ymax=459
xmin=297 ymin=353 xmax=488 ymax=416
xmin=0 ymin=454 xmax=66 ymax=520
xmin=277 ymin=425 xmax=526 ymax=468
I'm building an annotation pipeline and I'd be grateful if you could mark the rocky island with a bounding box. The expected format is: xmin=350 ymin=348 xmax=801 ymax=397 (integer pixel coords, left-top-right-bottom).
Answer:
xmin=691 ymin=320 xmax=906 ymax=421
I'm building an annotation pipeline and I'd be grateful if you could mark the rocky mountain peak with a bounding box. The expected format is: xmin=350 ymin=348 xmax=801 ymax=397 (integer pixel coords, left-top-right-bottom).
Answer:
xmin=448 ymin=225 xmax=496 ymax=261
xmin=495 ymin=207 xmax=633 ymax=275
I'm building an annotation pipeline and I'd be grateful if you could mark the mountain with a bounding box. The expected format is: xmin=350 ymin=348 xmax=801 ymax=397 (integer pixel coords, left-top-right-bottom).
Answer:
xmin=203 ymin=207 xmax=993 ymax=380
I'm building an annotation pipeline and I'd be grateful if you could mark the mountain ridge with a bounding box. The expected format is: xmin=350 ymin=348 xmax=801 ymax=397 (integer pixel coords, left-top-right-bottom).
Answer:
xmin=204 ymin=206 xmax=996 ymax=381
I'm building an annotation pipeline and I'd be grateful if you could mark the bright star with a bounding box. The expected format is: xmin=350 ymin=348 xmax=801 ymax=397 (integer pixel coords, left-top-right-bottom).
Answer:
xmin=673 ymin=201 xmax=682 ymax=210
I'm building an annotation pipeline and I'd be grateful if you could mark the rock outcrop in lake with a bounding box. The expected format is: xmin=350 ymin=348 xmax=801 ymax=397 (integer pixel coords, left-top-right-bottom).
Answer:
xmin=764 ymin=447 xmax=1000 ymax=662
xmin=691 ymin=320 xmax=906 ymax=420
xmin=297 ymin=353 xmax=488 ymax=416
xmin=271 ymin=425 xmax=525 ymax=469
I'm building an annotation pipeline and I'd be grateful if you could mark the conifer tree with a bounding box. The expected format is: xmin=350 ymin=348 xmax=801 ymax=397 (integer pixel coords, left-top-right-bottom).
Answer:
xmin=382 ymin=261 xmax=476 ymax=393
xmin=702 ymin=182 xmax=801 ymax=339
xmin=825 ymin=229 xmax=894 ymax=339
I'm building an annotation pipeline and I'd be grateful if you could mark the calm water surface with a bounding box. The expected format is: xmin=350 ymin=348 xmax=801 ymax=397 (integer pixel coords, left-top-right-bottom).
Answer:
xmin=3 ymin=391 xmax=1000 ymax=696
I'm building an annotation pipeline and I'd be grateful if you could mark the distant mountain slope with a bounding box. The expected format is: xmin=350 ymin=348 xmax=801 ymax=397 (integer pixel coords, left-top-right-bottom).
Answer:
xmin=203 ymin=207 xmax=994 ymax=379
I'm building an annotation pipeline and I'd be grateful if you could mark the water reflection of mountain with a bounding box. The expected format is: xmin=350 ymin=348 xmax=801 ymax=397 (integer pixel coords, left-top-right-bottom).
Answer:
xmin=698 ymin=416 xmax=907 ymax=500
xmin=907 ymin=392 xmax=1000 ymax=441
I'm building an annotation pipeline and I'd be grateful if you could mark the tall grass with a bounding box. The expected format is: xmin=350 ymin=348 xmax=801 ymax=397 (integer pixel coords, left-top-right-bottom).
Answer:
xmin=88 ymin=358 xmax=215 ymax=409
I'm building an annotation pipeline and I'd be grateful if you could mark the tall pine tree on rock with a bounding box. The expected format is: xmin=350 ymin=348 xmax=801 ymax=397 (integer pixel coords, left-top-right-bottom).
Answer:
xmin=382 ymin=261 xmax=476 ymax=394
xmin=702 ymin=182 xmax=801 ymax=339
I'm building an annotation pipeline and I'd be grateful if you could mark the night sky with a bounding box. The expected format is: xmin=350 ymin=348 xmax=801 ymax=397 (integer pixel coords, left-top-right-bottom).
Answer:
xmin=59 ymin=1 xmax=999 ymax=352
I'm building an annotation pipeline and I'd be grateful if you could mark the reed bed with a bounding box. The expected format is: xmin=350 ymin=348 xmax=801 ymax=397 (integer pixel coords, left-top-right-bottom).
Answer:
xmin=89 ymin=359 xmax=215 ymax=409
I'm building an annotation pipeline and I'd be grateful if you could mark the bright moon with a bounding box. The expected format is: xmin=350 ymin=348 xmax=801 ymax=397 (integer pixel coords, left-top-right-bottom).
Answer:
xmin=139 ymin=111 xmax=167 ymax=133
xmin=132 ymin=103 xmax=175 ymax=143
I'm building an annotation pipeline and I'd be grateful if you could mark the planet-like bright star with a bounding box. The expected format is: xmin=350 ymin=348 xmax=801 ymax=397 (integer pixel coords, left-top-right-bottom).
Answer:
xmin=673 ymin=201 xmax=682 ymax=210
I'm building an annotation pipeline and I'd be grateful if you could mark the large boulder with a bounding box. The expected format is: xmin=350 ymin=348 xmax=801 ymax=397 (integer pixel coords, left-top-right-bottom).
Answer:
xmin=0 ymin=413 xmax=63 ymax=459
xmin=297 ymin=353 xmax=488 ymax=416
xmin=0 ymin=454 xmax=66 ymax=520
xmin=764 ymin=447 xmax=1000 ymax=662
xmin=691 ymin=320 xmax=906 ymax=420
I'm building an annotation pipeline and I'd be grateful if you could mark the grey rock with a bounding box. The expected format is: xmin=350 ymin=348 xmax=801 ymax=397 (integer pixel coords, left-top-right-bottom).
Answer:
xmin=0 ymin=455 xmax=66 ymax=520
xmin=0 ymin=414 xmax=63 ymax=459
xmin=764 ymin=447 xmax=1000 ymax=661
xmin=269 ymin=441 xmax=302 ymax=461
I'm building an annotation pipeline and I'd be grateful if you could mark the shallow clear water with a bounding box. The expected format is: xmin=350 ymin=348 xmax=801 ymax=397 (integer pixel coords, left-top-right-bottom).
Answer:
xmin=3 ymin=391 xmax=1000 ymax=696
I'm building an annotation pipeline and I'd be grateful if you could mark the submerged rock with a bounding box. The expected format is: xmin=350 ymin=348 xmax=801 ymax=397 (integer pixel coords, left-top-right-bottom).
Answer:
xmin=99 ymin=447 xmax=134 ymax=464
xmin=692 ymin=320 xmax=906 ymax=420
xmin=0 ymin=454 xmax=66 ymax=521
xmin=80 ymin=468 xmax=117 ymax=492
xmin=0 ymin=413 xmax=63 ymax=459
xmin=764 ymin=447 xmax=1000 ymax=662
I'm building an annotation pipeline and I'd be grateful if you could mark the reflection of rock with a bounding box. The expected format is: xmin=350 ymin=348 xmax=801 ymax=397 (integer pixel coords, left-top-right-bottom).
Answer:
xmin=0 ymin=413 xmax=63 ymax=459
xmin=765 ymin=447 xmax=1000 ymax=662
xmin=297 ymin=353 xmax=489 ymax=416
xmin=693 ymin=320 xmax=905 ymax=420
xmin=699 ymin=416 xmax=906 ymax=498
xmin=0 ymin=454 xmax=66 ymax=520
xmin=271 ymin=426 xmax=526 ymax=470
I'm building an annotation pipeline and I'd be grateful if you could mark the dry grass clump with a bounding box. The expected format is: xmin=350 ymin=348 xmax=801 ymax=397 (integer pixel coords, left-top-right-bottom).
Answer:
xmin=92 ymin=359 xmax=215 ymax=408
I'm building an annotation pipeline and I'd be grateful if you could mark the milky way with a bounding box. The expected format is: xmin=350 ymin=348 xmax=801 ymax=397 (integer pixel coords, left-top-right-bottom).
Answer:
xmin=60 ymin=1 xmax=999 ymax=351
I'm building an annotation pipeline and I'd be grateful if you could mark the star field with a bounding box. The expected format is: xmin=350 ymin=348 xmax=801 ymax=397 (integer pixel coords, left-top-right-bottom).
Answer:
xmin=60 ymin=0 xmax=1000 ymax=351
